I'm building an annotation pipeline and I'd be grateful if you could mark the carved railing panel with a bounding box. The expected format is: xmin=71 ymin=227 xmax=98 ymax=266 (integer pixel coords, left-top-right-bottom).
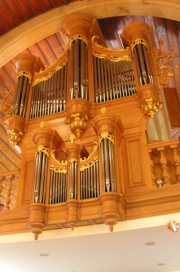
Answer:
xmin=148 ymin=139 xmax=180 ymax=187
xmin=0 ymin=173 xmax=19 ymax=210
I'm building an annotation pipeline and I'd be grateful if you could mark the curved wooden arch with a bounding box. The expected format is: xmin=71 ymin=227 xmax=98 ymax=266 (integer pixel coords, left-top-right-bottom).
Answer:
xmin=0 ymin=0 xmax=180 ymax=67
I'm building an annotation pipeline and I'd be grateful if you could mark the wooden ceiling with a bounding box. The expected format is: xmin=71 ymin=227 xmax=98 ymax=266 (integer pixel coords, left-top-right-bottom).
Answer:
xmin=0 ymin=0 xmax=180 ymax=175
xmin=0 ymin=0 xmax=76 ymax=36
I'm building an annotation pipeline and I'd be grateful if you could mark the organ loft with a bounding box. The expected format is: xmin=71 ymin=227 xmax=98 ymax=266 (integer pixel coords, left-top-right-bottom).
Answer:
xmin=0 ymin=14 xmax=180 ymax=240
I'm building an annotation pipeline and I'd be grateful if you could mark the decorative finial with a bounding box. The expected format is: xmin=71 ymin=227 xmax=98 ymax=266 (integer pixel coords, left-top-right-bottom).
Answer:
xmin=101 ymin=107 xmax=107 ymax=114
xmin=40 ymin=121 xmax=46 ymax=128
xmin=70 ymin=133 xmax=75 ymax=143
xmin=167 ymin=220 xmax=179 ymax=232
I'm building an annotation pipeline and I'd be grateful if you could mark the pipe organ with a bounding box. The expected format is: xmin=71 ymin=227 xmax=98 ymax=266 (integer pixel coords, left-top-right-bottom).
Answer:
xmin=30 ymin=63 xmax=67 ymax=119
xmin=1 ymin=14 xmax=180 ymax=239
xmin=93 ymin=57 xmax=136 ymax=103
xmin=70 ymin=38 xmax=89 ymax=100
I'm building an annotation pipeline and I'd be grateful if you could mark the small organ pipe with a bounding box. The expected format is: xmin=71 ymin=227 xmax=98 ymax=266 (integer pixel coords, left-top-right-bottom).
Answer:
xmin=81 ymin=41 xmax=85 ymax=99
xmin=14 ymin=76 xmax=24 ymax=115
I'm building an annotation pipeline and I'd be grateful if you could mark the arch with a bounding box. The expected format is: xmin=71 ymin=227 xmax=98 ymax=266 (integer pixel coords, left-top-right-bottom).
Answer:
xmin=0 ymin=0 xmax=180 ymax=67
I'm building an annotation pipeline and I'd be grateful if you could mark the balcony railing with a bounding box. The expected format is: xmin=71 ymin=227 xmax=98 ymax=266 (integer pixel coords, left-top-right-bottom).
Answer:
xmin=0 ymin=172 xmax=19 ymax=210
xmin=148 ymin=139 xmax=180 ymax=187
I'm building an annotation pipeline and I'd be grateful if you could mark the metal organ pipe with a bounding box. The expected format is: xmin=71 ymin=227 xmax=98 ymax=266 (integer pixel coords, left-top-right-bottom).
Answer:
xmin=49 ymin=170 xmax=67 ymax=204
xmin=29 ymin=64 xmax=67 ymax=119
xmin=80 ymin=160 xmax=99 ymax=200
xmin=100 ymin=136 xmax=116 ymax=192
xmin=133 ymin=43 xmax=153 ymax=86
xmin=93 ymin=55 xmax=136 ymax=103
xmin=70 ymin=38 xmax=89 ymax=100
xmin=69 ymin=160 xmax=78 ymax=199
xmin=33 ymin=149 xmax=48 ymax=204
xmin=14 ymin=75 xmax=30 ymax=117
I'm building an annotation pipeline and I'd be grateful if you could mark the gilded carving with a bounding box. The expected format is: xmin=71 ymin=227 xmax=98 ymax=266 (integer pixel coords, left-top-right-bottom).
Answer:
xmin=18 ymin=70 xmax=32 ymax=83
xmin=69 ymin=113 xmax=88 ymax=138
xmin=50 ymin=165 xmax=67 ymax=174
xmin=140 ymin=97 xmax=160 ymax=118
xmin=80 ymin=158 xmax=98 ymax=171
xmin=51 ymin=150 xmax=67 ymax=166
xmin=154 ymin=48 xmax=176 ymax=85
xmin=131 ymin=38 xmax=149 ymax=51
xmin=7 ymin=129 xmax=23 ymax=146
xmin=36 ymin=145 xmax=49 ymax=156
xmin=100 ymin=132 xmax=114 ymax=144
xmin=33 ymin=60 xmax=67 ymax=86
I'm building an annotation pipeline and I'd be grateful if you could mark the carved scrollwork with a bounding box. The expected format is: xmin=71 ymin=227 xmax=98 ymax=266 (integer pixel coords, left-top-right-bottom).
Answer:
xmin=100 ymin=132 xmax=114 ymax=144
xmin=36 ymin=145 xmax=49 ymax=156
xmin=7 ymin=129 xmax=23 ymax=146
xmin=50 ymin=165 xmax=67 ymax=174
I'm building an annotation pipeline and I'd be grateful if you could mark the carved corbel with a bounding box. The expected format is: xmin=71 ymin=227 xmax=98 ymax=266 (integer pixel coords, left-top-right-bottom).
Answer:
xmin=5 ymin=115 xmax=26 ymax=146
xmin=138 ymin=84 xmax=162 ymax=118
xmin=66 ymin=98 xmax=90 ymax=138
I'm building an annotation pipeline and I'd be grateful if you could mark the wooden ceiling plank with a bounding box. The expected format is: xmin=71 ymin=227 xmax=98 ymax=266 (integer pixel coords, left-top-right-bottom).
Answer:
xmin=16 ymin=0 xmax=36 ymax=19
xmin=0 ymin=1 xmax=15 ymax=30
xmin=39 ymin=0 xmax=46 ymax=12
xmin=51 ymin=0 xmax=67 ymax=7
xmin=1 ymin=66 xmax=16 ymax=85
xmin=40 ymin=0 xmax=54 ymax=10
xmin=29 ymin=0 xmax=47 ymax=14
xmin=2 ymin=0 xmax=21 ymax=25
xmin=15 ymin=0 xmax=28 ymax=20
xmin=0 ymin=68 xmax=14 ymax=91
xmin=28 ymin=44 xmax=47 ymax=66
xmin=37 ymin=38 xmax=55 ymax=66
xmin=98 ymin=19 xmax=113 ymax=49
xmin=45 ymin=35 xmax=61 ymax=60
xmin=28 ymin=0 xmax=37 ymax=15
xmin=144 ymin=16 xmax=160 ymax=49
xmin=46 ymin=35 xmax=59 ymax=61
xmin=0 ymin=15 xmax=8 ymax=34
xmin=0 ymin=162 xmax=9 ymax=172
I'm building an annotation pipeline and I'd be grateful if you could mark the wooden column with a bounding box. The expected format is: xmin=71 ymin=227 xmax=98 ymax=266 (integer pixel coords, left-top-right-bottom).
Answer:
xmin=6 ymin=53 xmax=44 ymax=146
xmin=93 ymin=112 xmax=122 ymax=231
xmin=30 ymin=123 xmax=63 ymax=239
xmin=121 ymin=22 xmax=162 ymax=118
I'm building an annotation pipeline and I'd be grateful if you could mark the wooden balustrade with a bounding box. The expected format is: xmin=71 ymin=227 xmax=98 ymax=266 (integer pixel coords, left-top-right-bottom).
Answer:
xmin=0 ymin=172 xmax=19 ymax=210
xmin=148 ymin=139 xmax=180 ymax=187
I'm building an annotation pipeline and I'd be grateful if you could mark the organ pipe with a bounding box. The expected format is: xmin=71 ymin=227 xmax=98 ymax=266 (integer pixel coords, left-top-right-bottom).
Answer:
xmin=133 ymin=43 xmax=153 ymax=86
xmin=70 ymin=38 xmax=89 ymax=100
xmin=33 ymin=147 xmax=49 ymax=204
xmin=100 ymin=135 xmax=116 ymax=192
xmin=80 ymin=160 xmax=99 ymax=199
xmin=69 ymin=160 xmax=78 ymax=199
xmin=93 ymin=56 xmax=136 ymax=103
xmin=49 ymin=169 xmax=67 ymax=204
xmin=14 ymin=75 xmax=30 ymax=118
xmin=30 ymin=64 xmax=67 ymax=119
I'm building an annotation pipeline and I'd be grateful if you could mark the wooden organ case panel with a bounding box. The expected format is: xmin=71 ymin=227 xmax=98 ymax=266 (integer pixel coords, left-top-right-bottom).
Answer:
xmin=1 ymin=14 xmax=180 ymax=239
